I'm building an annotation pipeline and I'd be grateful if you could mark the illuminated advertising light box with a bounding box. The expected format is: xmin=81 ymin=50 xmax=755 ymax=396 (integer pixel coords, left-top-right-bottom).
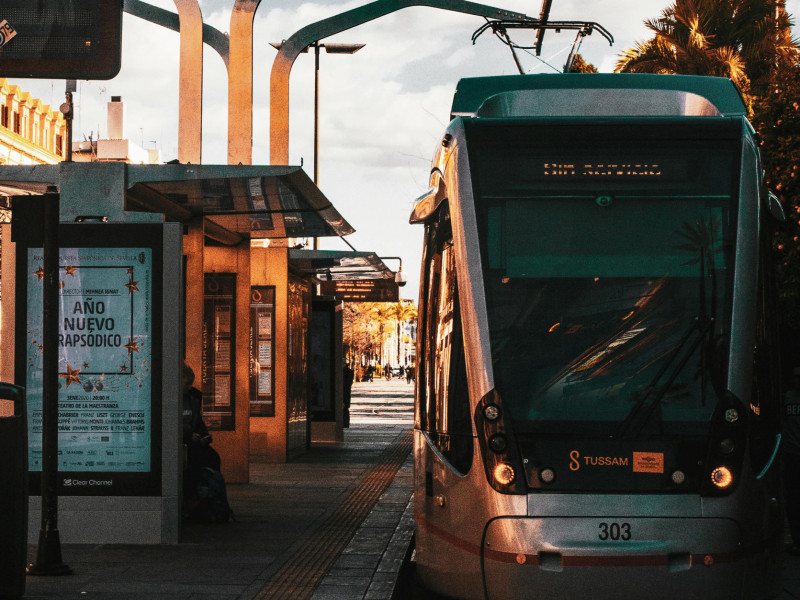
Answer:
xmin=17 ymin=224 xmax=162 ymax=496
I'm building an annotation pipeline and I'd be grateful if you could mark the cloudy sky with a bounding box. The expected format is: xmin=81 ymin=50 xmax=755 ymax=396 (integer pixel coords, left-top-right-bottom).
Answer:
xmin=8 ymin=0 xmax=800 ymax=300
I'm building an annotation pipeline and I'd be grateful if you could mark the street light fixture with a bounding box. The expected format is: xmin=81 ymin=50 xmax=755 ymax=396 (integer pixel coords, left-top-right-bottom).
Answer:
xmin=270 ymin=41 xmax=364 ymax=250
xmin=381 ymin=256 xmax=407 ymax=287
xmin=269 ymin=41 xmax=365 ymax=186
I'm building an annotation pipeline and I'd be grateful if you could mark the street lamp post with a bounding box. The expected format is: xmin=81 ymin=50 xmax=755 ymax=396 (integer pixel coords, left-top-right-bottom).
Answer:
xmin=270 ymin=41 xmax=365 ymax=249
xmin=380 ymin=257 xmax=409 ymax=366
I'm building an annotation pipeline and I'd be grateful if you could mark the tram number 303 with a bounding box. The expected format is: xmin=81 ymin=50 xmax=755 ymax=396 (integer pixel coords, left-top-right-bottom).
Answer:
xmin=598 ymin=522 xmax=632 ymax=541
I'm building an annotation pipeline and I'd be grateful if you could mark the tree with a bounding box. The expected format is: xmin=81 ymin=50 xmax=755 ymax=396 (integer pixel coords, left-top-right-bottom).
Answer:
xmin=615 ymin=0 xmax=796 ymax=101
xmin=569 ymin=54 xmax=598 ymax=73
xmin=342 ymin=300 xmax=418 ymax=373
xmin=343 ymin=302 xmax=381 ymax=369
xmin=751 ymin=61 xmax=800 ymax=340
xmin=384 ymin=300 xmax=419 ymax=365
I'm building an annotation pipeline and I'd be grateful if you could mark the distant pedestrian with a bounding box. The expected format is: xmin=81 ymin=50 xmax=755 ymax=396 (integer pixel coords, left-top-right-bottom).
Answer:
xmin=343 ymin=361 xmax=354 ymax=428
xmin=406 ymin=364 xmax=414 ymax=384
xmin=783 ymin=367 xmax=800 ymax=553
xmin=366 ymin=364 xmax=374 ymax=382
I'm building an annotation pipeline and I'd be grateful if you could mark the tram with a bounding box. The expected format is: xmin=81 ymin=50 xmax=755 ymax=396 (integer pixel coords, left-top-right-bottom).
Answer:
xmin=410 ymin=74 xmax=786 ymax=600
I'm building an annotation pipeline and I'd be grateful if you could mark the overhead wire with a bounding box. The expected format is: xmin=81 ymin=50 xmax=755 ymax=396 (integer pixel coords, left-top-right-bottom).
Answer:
xmin=519 ymin=45 xmax=568 ymax=73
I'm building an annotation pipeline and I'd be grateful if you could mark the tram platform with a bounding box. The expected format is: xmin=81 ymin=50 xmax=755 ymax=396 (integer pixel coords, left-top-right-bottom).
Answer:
xmin=21 ymin=379 xmax=416 ymax=600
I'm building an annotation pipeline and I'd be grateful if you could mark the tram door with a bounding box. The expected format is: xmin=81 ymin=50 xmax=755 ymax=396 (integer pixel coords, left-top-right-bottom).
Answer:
xmin=416 ymin=204 xmax=474 ymax=579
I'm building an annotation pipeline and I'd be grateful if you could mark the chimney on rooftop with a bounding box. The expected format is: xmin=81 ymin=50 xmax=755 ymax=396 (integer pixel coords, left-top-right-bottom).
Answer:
xmin=107 ymin=96 xmax=125 ymax=140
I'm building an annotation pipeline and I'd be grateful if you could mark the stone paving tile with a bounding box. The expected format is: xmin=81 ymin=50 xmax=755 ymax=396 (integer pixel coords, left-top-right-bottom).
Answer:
xmin=312 ymin=583 xmax=371 ymax=599
xmin=364 ymin=573 xmax=398 ymax=600
xmin=361 ymin=509 xmax=403 ymax=524
xmin=316 ymin=573 xmax=373 ymax=587
xmin=329 ymin=551 xmax=383 ymax=570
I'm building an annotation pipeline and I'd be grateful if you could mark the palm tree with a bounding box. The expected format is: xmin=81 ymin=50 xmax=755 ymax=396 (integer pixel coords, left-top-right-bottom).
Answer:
xmin=367 ymin=302 xmax=395 ymax=370
xmin=615 ymin=0 xmax=796 ymax=99
xmin=385 ymin=300 xmax=419 ymax=366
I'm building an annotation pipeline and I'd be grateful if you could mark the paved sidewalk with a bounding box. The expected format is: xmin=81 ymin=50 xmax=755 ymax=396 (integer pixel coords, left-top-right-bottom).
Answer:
xmin=21 ymin=381 xmax=415 ymax=600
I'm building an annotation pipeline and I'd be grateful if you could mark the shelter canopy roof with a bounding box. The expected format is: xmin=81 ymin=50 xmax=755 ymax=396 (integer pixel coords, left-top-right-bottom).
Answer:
xmin=0 ymin=164 xmax=354 ymax=243
xmin=288 ymin=249 xmax=395 ymax=282
xmin=126 ymin=164 xmax=354 ymax=240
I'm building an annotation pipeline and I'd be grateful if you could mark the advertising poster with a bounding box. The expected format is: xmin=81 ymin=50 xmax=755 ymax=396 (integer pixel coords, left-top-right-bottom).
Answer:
xmin=19 ymin=225 xmax=162 ymax=496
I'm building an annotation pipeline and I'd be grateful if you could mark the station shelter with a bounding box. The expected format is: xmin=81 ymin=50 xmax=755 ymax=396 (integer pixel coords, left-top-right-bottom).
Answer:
xmin=0 ymin=162 xmax=398 ymax=543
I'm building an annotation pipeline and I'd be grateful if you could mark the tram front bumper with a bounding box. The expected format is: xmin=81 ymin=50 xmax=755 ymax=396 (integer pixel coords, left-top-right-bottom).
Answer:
xmin=482 ymin=516 xmax=747 ymax=600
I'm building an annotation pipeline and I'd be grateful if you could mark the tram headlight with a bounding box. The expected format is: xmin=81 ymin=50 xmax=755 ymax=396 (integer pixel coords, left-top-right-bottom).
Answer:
xmin=494 ymin=463 xmax=516 ymax=486
xmin=710 ymin=466 xmax=733 ymax=489
xmin=488 ymin=434 xmax=508 ymax=453
xmin=484 ymin=404 xmax=501 ymax=422
xmin=719 ymin=438 xmax=735 ymax=454
xmin=724 ymin=408 xmax=739 ymax=423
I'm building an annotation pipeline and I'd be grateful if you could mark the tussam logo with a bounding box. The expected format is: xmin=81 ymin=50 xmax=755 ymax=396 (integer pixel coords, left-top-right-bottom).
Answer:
xmin=569 ymin=450 xmax=629 ymax=471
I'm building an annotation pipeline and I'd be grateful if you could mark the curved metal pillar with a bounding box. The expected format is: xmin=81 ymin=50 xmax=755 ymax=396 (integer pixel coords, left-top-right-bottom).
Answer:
xmin=124 ymin=0 xmax=230 ymax=65
xmin=268 ymin=0 xmax=532 ymax=164
xmin=174 ymin=0 xmax=204 ymax=164
xmin=228 ymin=0 xmax=263 ymax=165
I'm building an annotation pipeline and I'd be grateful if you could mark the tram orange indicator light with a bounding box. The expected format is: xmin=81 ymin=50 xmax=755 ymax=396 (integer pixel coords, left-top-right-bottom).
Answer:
xmin=710 ymin=466 xmax=733 ymax=488
xmin=494 ymin=464 xmax=516 ymax=486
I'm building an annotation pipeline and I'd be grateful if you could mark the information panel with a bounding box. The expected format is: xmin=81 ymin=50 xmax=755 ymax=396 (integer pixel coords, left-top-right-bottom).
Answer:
xmin=18 ymin=224 xmax=162 ymax=496
xmin=249 ymin=286 xmax=275 ymax=417
xmin=319 ymin=279 xmax=398 ymax=302
xmin=202 ymin=274 xmax=235 ymax=430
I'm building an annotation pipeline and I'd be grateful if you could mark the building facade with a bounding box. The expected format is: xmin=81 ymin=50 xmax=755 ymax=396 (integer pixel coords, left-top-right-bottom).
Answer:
xmin=0 ymin=79 xmax=66 ymax=166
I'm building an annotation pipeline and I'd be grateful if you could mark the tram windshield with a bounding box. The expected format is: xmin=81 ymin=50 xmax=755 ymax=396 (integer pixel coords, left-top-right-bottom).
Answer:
xmin=468 ymin=120 xmax=740 ymax=437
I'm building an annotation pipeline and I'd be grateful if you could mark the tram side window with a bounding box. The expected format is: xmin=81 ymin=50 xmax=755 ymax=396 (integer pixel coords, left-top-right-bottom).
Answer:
xmin=750 ymin=227 xmax=782 ymax=466
xmin=420 ymin=207 xmax=473 ymax=475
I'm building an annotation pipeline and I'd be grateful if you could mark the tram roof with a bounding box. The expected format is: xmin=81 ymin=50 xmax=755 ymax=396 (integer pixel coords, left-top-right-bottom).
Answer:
xmin=450 ymin=74 xmax=747 ymax=120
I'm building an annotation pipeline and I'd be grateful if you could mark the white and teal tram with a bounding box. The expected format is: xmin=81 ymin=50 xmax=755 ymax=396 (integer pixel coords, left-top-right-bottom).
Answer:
xmin=411 ymin=74 xmax=786 ymax=600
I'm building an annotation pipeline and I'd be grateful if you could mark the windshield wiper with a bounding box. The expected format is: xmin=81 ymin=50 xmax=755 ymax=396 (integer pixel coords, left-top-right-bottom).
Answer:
xmin=616 ymin=315 xmax=713 ymax=438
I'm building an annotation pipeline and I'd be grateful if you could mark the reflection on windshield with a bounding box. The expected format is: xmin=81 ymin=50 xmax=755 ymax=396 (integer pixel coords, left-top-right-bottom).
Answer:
xmin=479 ymin=202 xmax=734 ymax=437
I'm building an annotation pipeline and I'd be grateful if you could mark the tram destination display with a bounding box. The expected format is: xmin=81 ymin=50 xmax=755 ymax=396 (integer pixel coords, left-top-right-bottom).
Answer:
xmin=539 ymin=158 xmax=685 ymax=179
xmin=18 ymin=224 xmax=163 ymax=496
xmin=468 ymin=121 xmax=734 ymax=197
